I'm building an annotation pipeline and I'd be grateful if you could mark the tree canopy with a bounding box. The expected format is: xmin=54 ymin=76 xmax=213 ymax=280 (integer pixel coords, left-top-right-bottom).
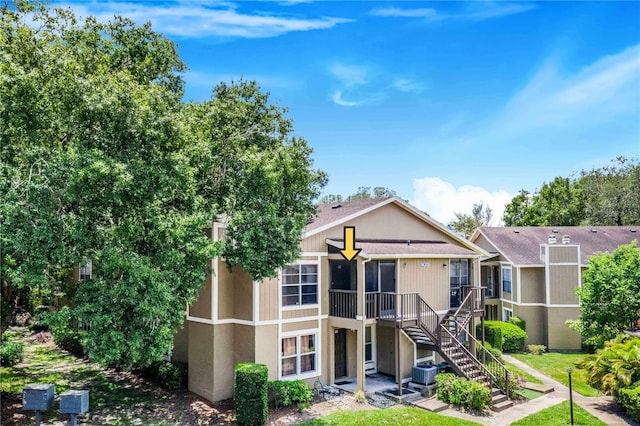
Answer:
xmin=448 ymin=202 xmax=492 ymax=238
xmin=568 ymin=241 xmax=640 ymax=349
xmin=0 ymin=2 xmax=326 ymax=367
xmin=502 ymin=157 xmax=639 ymax=226
xmin=319 ymin=186 xmax=397 ymax=204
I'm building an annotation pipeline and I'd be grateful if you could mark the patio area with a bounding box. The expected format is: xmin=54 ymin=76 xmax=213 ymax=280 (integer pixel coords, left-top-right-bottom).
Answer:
xmin=333 ymin=373 xmax=417 ymax=397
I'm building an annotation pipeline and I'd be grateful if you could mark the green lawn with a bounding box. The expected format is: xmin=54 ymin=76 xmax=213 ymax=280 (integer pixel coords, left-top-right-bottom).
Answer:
xmin=510 ymin=352 xmax=599 ymax=397
xmin=300 ymin=407 xmax=482 ymax=425
xmin=511 ymin=400 xmax=607 ymax=426
xmin=503 ymin=360 xmax=543 ymax=384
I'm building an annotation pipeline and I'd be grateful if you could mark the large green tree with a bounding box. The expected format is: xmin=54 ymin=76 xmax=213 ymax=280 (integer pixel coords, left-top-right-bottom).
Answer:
xmin=0 ymin=2 xmax=326 ymax=367
xmin=502 ymin=157 xmax=639 ymax=227
xmin=568 ymin=241 xmax=640 ymax=349
xmin=449 ymin=202 xmax=493 ymax=238
xmin=319 ymin=186 xmax=397 ymax=204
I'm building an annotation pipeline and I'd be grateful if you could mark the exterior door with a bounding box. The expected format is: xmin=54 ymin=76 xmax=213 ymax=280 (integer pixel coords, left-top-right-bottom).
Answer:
xmin=379 ymin=261 xmax=396 ymax=293
xmin=334 ymin=329 xmax=347 ymax=378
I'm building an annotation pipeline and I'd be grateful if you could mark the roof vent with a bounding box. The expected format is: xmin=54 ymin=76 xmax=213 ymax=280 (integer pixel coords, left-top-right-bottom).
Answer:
xmin=591 ymin=229 xmax=597 ymax=233
xmin=331 ymin=204 xmax=342 ymax=209
xmin=630 ymin=229 xmax=637 ymax=233
xmin=407 ymin=240 xmax=411 ymax=246
xmin=548 ymin=235 xmax=557 ymax=244
xmin=562 ymin=235 xmax=570 ymax=244
xmin=513 ymin=230 xmax=520 ymax=234
xmin=552 ymin=229 xmax=559 ymax=233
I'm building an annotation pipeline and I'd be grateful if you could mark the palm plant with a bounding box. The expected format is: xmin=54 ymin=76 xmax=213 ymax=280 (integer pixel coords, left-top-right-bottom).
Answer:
xmin=579 ymin=335 xmax=640 ymax=396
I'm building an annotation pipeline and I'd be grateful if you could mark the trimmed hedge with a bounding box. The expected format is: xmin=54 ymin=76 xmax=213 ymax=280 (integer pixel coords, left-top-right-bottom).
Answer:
xmin=476 ymin=322 xmax=503 ymax=351
xmin=235 ymin=363 xmax=268 ymax=425
xmin=509 ymin=316 xmax=526 ymax=332
xmin=478 ymin=321 xmax=527 ymax=352
xmin=617 ymin=386 xmax=640 ymax=423
xmin=0 ymin=340 xmax=24 ymax=366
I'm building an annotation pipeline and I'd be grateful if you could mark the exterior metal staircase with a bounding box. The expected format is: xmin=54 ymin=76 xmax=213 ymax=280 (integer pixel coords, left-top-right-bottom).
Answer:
xmin=400 ymin=288 xmax=514 ymax=408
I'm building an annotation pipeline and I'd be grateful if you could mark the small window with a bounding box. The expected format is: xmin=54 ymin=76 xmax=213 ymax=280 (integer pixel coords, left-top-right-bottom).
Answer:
xmin=79 ymin=260 xmax=92 ymax=281
xmin=281 ymin=334 xmax=317 ymax=377
xmin=502 ymin=267 xmax=512 ymax=294
xmin=282 ymin=264 xmax=318 ymax=306
xmin=503 ymin=308 xmax=513 ymax=323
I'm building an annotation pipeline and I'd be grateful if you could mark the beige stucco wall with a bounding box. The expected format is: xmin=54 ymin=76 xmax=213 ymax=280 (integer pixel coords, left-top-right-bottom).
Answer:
xmin=259 ymin=277 xmax=279 ymax=321
xmin=513 ymin=305 xmax=546 ymax=346
xmin=188 ymin=322 xmax=215 ymax=401
xmin=172 ymin=323 xmax=189 ymax=363
xmin=189 ymin=272 xmax=212 ymax=319
xmin=546 ymin=307 xmax=581 ymax=350
xmin=398 ymin=258 xmax=450 ymax=312
xmin=548 ymin=265 xmax=579 ymax=305
xmin=254 ymin=324 xmax=279 ymax=381
xmin=302 ymin=202 xmax=460 ymax=253
xmin=217 ymin=259 xmax=234 ymax=320
xmin=520 ymin=268 xmax=545 ymax=304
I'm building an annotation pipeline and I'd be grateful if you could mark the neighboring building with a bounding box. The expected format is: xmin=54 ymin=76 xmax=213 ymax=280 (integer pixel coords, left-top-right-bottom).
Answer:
xmin=471 ymin=226 xmax=639 ymax=350
xmin=173 ymin=197 xmax=496 ymax=403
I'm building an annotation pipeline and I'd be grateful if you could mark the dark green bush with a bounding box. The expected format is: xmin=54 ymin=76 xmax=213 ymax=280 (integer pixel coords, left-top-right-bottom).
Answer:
xmin=479 ymin=321 xmax=527 ymax=352
xmin=509 ymin=316 xmax=526 ymax=331
xmin=269 ymin=380 xmax=313 ymax=408
xmin=435 ymin=373 xmax=491 ymax=410
xmin=235 ymin=363 xmax=268 ymax=425
xmin=476 ymin=322 xmax=503 ymax=351
xmin=477 ymin=341 xmax=503 ymax=360
xmin=141 ymin=360 xmax=188 ymax=391
xmin=0 ymin=340 xmax=24 ymax=366
xmin=38 ymin=306 xmax=86 ymax=357
xmin=617 ymin=386 xmax=640 ymax=423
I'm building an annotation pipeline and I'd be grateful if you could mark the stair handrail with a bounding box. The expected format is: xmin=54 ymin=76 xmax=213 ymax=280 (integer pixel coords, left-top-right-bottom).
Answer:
xmin=439 ymin=326 xmax=501 ymax=389
xmin=415 ymin=295 xmax=441 ymax=345
xmin=457 ymin=327 xmax=513 ymax=399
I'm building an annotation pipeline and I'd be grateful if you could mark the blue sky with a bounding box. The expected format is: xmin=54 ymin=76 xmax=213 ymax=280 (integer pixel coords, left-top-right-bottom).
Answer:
xmin=61 ymin=1 xmax=640 ymax=224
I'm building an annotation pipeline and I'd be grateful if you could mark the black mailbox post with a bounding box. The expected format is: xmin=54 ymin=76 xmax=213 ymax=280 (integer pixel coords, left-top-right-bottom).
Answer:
xmin=22 ymin=383 xmax=54 ymax=426
xmin=60 ymin=389 xmax=89 ymax=426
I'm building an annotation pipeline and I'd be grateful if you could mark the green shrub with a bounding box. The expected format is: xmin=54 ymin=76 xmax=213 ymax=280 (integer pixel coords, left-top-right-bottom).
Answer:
xmin=509 ymin=316 xmax=526 ymax=331
xmin=141 ymin=360 xmax=188 ymax=391
xmin=38 ymin=307 xmax=86 ymax=357
xmin=479 ymin=321 xmax=527 ymax=352
xmin=0 ymin=340 xmax=24 ymax=366
xmin=617 ymin=386 xmax=640 ymax=423
xmin=235 ymin=363 xmax=268 ymax=425
xmin=527 ymin=344 xmax=546 ymax=355
xmin=435 ymin=373 xmax=491 ymax=410
xmin=269 ymin=380 xmax=313 ymax=408
xmin=476 ymin=322 xmax=503 ymax=351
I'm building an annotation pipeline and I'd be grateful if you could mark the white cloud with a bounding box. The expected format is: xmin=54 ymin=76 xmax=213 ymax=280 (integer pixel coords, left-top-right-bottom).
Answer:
xmin=370 ymin=2 xmax=535 ymax=22
xmin=331 ymin=91 xmax=362 ymax=107
xmin=370 ymin=7 xmax=439 ymax=19
xmin=329 ymin=63 xmax=369 ymax=87
xmin=411 ymin=177 xmax=512 ymax=226
xmin=62 ymin=2 xmax=352 ymax=38
xmin=391 ymin=78 xmax=425 ymax=93
xmin=489 ymin=44 xmax=640 ymax=140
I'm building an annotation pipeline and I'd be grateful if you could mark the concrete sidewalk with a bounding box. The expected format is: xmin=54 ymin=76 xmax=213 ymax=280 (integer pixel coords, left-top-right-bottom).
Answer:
xmin=418 ymin=355 xmax=637 ymax=425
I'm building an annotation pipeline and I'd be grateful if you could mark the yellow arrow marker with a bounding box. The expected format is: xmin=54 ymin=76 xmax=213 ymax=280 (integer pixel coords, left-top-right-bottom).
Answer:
xmin=340 ymin=226 xmax=362 ymax=261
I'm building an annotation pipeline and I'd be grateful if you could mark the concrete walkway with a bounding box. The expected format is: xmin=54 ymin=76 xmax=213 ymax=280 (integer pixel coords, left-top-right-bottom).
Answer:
xmin=415 ymin=355 xmax=638 ymax=425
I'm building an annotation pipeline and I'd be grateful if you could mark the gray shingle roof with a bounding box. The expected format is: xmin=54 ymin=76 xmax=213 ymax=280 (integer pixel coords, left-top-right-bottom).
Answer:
xmin=476 ymin=226 xmax=639 ymax=265
xmin=326 ymin=239 xmax=478 ymax=257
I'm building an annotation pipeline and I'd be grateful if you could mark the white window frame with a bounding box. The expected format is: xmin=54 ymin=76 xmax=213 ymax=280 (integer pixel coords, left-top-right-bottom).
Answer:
xmin=364 ymin=325 xmax=376 ymax=373
xmin=503 ymin=307 xmax=513 ymax=323
xmin=79 ymin=260 xmax=92 ymax=281
xmin=280 ymin=333 xmax=318 ymax=379
xmin=281 ymin=261 xmax=319 ymax=310
xmin=502 ymin=266 xmax=512 ymax=294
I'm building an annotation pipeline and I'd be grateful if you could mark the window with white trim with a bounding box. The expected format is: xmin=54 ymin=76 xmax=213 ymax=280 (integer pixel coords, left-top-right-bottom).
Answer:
xmin=281 ymin=334 xmax=316 ymax=377
xmin=282 ymin=264 xmax=318 ymax=306
xmin=503 ymin=308 xmax=513 ymax=323
xmin=502 ymin=267 xmax=512 ymax=294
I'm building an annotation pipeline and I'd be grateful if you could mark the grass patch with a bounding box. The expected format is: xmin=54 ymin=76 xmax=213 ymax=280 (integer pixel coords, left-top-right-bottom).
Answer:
xmin=516 ymin=388 xmax=544 ymax=400
xmin=300 ymin=407 xmax=482 ymax=425
xmin=511 ymin=400 xmax=607 ymax=425
xmin=510 ymin=352 xmax=599 ymax=397
xmin=504 ymin=360 xmax=543 ymax=384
